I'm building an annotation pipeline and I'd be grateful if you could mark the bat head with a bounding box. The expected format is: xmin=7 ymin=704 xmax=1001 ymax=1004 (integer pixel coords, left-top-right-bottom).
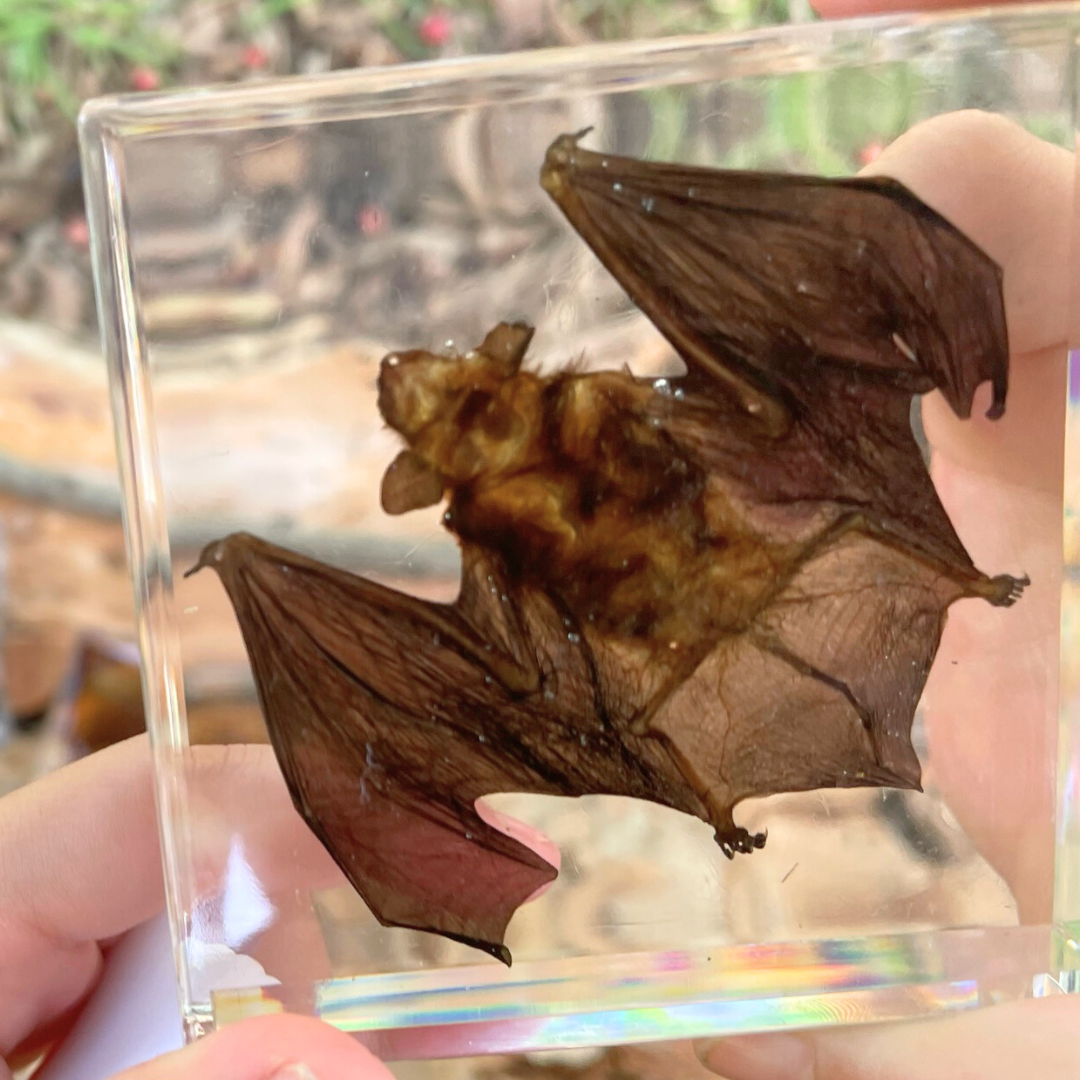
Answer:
xmin=377 ymin=322 xmax=534 ymax=441
xmin=377 ymin=321 xmax=547 ymax=503
xmin=377 ymin=348 xmax=470 ymax=440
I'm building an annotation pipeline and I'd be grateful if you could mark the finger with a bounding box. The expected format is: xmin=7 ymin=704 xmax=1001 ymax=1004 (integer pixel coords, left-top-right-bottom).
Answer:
xmin=812 ymin=0 xmax=1054 ymax=21
xmin=0 ymin=737 xmax=346 ymax=1056
xmin=922 ymin=452 xmax=1059 ymax=921
xmin=115 ymin=1013 xmax=393 ymax=1080
xmin=858 ymin=112 xmax=1069 ymax=915
xmin=696 ymin=996 xmax=1080 ymax=1080
xmin=863 ymin=112 xmax=1069 ymax=492
xmin=0 ymin=737 xmax=161 ymax=1056
xmin=476 ymin=799 xmax=562 ymax=900
xmin=863 ymin=110 xmax=1071 ymax=369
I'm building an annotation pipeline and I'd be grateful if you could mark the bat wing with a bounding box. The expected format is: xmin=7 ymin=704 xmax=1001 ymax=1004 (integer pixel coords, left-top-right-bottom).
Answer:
xmin=652 ymin=532 xmax=969 ymax=828
xmin=541 ymin=133 xmax=1008 ymax=433
xmin=189 ymin=533 xmax=698 ymax=962
xmin=189 ymin=533 xmax=563 ymax=963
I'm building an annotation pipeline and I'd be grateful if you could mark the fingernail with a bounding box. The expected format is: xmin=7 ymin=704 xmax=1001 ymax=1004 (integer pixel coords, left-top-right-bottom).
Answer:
xmin=270 ymin=1065 xmax=320 ymax=1080
xmin=696 ymin=1033 xmax=814 ymax=1080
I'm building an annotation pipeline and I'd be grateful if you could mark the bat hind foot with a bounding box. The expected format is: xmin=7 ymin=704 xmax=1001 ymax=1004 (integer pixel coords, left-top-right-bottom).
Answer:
xmin=983 ymin=573 xmax=1029 ymax=607
xmin=717 ymin=825 xmax=767 ymax=859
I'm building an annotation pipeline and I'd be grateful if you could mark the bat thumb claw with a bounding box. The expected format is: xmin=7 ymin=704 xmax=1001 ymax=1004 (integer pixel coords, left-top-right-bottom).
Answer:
xmin=542 ymin=129 xmax=595 ymax=193
xmin=183 ymin=539 xmax=227 ymax=579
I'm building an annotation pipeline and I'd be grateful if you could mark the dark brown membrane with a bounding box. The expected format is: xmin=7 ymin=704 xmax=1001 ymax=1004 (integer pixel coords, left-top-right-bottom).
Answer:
xmin=190 ymin=131 xmax=1026 ymax=963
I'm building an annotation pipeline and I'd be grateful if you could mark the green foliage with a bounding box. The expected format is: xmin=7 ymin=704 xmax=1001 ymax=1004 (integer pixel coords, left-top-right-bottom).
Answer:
xmin=563 ymin=0 xmax=790 ymax=40
xmin=0 ymin=0 xmax=177 ymax=122
xmin=0 ymin=0 xmax=803 ymax=120
xmin=241 ymin=0 xmax=314 ymax=32
xmin=0 ymin=0 xmax=928 ymax=174
xmin=716 ymin=65 xmax=923 ymax=176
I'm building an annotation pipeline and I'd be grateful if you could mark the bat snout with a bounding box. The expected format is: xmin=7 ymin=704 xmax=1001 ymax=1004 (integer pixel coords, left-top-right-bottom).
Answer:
xmin=377 ymin=355 xmax=406 ymax=427
xmin=377 ymin=350 xmax=440 ymax=437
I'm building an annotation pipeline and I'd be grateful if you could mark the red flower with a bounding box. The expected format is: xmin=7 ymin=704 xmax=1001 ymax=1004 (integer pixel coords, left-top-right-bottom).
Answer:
xmin=130 ymin=66 xmax=160 ymax=92
xmin=418 ymin=10 xmax=453 ymax=47
xmin=64 ymin=215 xmax=90 ymax=249
xmin=242 ymin=44 xmax=270 ymax=70
xmin=858 ymin=141 xmax=885 ymax=167
xmin=358 ymin=203 xmax=388 ymax=236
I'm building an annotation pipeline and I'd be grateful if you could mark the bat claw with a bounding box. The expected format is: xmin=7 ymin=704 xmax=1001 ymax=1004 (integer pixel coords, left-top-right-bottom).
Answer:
xmin=987 ymin=573 xmax=1029 ymax=607
xmin=717 ymin=825 xmax=768 ymax=859
xmin=183 ymin=539 xmax=228 ymax=579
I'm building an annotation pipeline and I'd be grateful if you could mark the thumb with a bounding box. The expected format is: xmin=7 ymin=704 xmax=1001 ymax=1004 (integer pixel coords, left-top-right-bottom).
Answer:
xmin=113 ymin=1013 xmax=393 ymax=1080
xmin=695 ymin=996 xmax=1080 ymax=1080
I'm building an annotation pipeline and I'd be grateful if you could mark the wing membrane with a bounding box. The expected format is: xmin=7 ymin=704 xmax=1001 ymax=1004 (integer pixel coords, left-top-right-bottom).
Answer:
xmin=541 ymin=135 xmax=1008 ymax=429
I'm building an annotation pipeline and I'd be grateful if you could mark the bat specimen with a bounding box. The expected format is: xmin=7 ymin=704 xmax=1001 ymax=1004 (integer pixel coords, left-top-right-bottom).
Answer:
xmin=190 ymin=132 xmax=1026 ymax=964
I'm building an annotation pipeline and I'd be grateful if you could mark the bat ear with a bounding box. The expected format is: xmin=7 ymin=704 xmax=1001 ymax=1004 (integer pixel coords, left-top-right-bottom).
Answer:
xmin=381 ymin=449 xmax=445 ymax=514
xmin=478 ymin=322 xmax=534 ymax=376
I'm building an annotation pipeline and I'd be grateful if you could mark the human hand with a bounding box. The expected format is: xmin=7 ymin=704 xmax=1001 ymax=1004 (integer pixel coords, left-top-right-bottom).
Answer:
xmin=696 ymin=107 xmax=1076 ymax=1080
xmin=0 ymin=735 xmax=393 ymax=1080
